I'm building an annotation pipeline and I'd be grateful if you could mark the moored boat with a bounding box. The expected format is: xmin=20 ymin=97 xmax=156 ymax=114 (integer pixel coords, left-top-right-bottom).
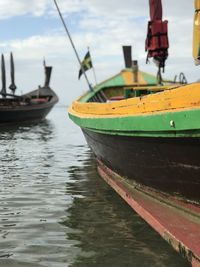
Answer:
xmin=68 ymin=0 xmax=200 ymax=266
xmin=0 ymin=53 xmax=58 ymax=125
xmin=69 ymin=68 xmax=200 ymax=266
xmin=69 ymin=65 xmax=200 ymax=204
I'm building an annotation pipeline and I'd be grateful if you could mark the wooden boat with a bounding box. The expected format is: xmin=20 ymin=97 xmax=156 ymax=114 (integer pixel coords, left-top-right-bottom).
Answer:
xmin=69 ymin=64 xmax=200 ymax=203
xmin=68 ymin=0 xmax=200 ymax=266
xmin=69 ymin=65 xmax=200 ymax=266
xmin=0 ymin=53 xmax=58 ymax=124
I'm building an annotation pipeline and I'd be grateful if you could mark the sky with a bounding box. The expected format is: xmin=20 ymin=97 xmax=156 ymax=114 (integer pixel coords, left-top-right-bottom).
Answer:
xmin=0 ymin=0 xmax=198 ymax=105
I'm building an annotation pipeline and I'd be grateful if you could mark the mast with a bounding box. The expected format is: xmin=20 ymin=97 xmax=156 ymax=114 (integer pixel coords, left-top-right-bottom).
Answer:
xmin=122 ymin=46 xmax=132 ymax=68
xmin=53 ymin=0 xmax=93 ymax=91
xmin=43 ymin=60 xmax=53 ymax=88
xmin=1 ymin=54 xmax=7 ymax=98
xmin=9 ymin=52 xmax=17 ymax=95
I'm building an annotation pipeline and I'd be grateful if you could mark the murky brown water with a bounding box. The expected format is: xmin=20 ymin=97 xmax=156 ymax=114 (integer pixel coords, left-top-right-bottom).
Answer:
xmin=0 ymin=107 xmax=190 ymax=267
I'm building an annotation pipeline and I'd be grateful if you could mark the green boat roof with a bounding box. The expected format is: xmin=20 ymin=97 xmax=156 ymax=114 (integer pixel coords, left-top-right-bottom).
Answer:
xmin=79 ymin=68 xmax=158 ymax=103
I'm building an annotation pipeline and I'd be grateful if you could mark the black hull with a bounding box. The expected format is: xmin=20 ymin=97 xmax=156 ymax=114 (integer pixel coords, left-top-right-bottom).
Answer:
xmin=0 ymin=105 xmax=54 ymax=124
xmin=83 ymin=129 xmax=200 ymax=204
xmin=0 ymin=88 xmax=58 ymax=124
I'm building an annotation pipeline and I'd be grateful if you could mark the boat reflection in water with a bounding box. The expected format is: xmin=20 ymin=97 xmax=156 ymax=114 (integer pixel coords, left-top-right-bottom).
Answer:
xmin=0 ymin=119 xmax=55 ymax=183
xmin=62 ymin=152 xmax=190 ymax=267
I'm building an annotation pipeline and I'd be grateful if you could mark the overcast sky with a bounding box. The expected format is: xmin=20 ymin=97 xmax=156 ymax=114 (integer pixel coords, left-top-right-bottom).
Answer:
xmin=0 ymin=0 xmax=197 ymax=105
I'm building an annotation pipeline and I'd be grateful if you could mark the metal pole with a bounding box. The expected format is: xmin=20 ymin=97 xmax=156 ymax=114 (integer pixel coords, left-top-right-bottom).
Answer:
xmin=88 ymin=47 xmax=98 ymax=85
xmin=53 ymin=0 xmax=93 ymax=91
xmin=1 ymin=54 xmax=6 ymax=98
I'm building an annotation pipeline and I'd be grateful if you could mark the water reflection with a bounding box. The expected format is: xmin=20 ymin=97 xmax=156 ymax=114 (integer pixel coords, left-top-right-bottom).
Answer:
xmin=63 ymin=152 xmax=190 ymax=267
xmin=0 ymin=117 xmax=63 ymax=267
xmin=0 ymin=108 xmax=191 ymax=267
xmin=0 ymin=119 xmax=55 ymax=182
xmin=0 ymin=119 xmax=55 ymax=141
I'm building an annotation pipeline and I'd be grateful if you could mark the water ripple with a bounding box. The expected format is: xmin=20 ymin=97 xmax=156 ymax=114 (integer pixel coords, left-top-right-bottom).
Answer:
xmin=0 ymin=107 xmax=190 ymax=267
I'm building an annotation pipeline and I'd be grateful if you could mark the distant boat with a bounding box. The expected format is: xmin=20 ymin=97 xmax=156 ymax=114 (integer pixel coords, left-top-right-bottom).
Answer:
xmin=0 ymin=53 xmax=58 ymax=124
xmin=68 ymin=0 xmax=200 ymax=266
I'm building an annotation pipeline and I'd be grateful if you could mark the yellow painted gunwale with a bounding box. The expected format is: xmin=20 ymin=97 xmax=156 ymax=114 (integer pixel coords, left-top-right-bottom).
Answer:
xmin=69 ymin=83 xmax=200 ymax=119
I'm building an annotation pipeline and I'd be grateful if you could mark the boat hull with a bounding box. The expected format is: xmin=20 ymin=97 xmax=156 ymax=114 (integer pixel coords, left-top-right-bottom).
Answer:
xmin=82 ymin=128 xmax=200 ymax=205
xmin=0 ymin=103 xmax=56 ymax=124
xmin=97 ymin=159 xmax=200 ymax=267
xmin=0 ymin=88 xmax=58 ymax=124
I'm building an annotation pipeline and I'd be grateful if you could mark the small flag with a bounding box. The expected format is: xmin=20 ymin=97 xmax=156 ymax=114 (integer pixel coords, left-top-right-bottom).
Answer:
xmin=78 ymin=51 xmax=92 ymax=79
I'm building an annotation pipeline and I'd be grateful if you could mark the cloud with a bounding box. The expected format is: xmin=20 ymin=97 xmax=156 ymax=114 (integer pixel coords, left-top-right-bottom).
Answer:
xmin=0 ymin=0 xmax=50 ymax=19
xmin=0 ymin=0 xmax=198 ymax=105
xmin=0 ymin=0 xmax=193 ymax=20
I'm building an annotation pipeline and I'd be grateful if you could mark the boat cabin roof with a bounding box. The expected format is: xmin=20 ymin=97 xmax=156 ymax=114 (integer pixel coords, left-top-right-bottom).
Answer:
xmin=78 ymin=69 xmax=179 ymax=103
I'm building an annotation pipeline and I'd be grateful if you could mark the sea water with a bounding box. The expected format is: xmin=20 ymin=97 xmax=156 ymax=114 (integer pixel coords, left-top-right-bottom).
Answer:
xmin=0 ymin=106 xmax=190 ymax=267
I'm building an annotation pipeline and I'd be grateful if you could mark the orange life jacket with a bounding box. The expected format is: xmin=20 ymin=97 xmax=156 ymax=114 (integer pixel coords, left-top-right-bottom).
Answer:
xmin=145 ymin=20 xmax=169 ymax=60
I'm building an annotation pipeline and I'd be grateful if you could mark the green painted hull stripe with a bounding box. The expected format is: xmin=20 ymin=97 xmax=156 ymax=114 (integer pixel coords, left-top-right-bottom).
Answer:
xmin=68 ymin=108 xmax=200 ymax=138
xmin=80 ymin=128 xmax=200 ymax=138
